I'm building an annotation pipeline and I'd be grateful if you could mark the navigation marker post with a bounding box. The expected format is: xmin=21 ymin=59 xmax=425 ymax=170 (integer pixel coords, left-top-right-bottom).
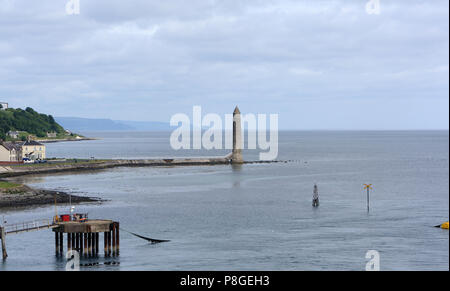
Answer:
xmin=363 ymin=184 xmax=373 ymax=212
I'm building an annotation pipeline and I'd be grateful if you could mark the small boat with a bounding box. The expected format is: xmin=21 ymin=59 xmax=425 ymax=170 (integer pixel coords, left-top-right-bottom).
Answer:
xmin=434 ymin=222 xmax=449 ymax=229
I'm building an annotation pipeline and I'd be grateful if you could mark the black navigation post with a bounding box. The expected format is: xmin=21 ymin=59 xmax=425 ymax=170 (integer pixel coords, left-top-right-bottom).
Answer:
xmin=363 ymin=184 xmax=373 ymax=212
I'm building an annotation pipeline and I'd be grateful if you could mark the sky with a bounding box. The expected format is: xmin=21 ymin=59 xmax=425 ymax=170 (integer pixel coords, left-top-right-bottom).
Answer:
xmin=0 ymin=0 xmax=448 ymax=130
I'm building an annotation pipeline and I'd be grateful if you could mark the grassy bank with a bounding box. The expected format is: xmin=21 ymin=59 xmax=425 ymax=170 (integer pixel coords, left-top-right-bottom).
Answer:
xmin=0 ymin=181 xmax=21 ymax=189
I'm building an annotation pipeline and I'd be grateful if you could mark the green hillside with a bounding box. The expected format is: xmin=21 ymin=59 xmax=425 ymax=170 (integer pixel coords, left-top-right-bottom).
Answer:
xmin=0 ymin=107 xmax=66 ymax=140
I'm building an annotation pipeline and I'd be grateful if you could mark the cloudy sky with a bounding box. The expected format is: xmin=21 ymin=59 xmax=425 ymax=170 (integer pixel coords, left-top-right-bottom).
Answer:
xmin=0 ymin=0 xmax=448 ymax=129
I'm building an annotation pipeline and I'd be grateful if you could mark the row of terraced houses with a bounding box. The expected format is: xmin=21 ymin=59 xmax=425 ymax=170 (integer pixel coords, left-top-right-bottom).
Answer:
xmin=0 ymin=139 xmax=46 ymax=162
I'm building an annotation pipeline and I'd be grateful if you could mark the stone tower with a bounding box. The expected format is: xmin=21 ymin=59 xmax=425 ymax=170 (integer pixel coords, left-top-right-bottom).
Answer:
xmin=232 ymin=106 xmax=243 ymax=164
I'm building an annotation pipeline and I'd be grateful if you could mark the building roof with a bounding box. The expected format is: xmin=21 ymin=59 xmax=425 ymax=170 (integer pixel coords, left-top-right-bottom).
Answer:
xmin=21 ymin=140 xmax=44 ymax=146
xmin=1 ymin=142 xmax=22 ymax=151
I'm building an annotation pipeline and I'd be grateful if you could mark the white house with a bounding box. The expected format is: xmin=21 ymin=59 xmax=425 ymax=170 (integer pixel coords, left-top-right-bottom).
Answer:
xmin=21 ymin=139 xmax=46 ymax=160
xmin=0 ymin=144 xmax=10 ymax=161
xmin=7 ymin=131 xmax=20 ymax=139
xmin=0 ymin=142 xmax=22 ymax=162
xmin=47 ymin=132 xmax=57 ymax=138
xmin=0 ymin=102 xmax=8 ymax=110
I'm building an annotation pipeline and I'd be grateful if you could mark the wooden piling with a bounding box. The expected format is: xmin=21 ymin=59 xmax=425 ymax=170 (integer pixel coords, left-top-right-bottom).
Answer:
xmin=91 ymin=233 xmax=97 ymax=257
xmin=81 ymin=233 xmax=84 ymax=254
xmin=74 ymin=233 xmax=77 ymax=252
xmin=92 ymin=233 xmax=95 ymax=257
xmin=75 ymin=233 xmax=80 ymax=252
xmin=112 ymin=225 xmax=116 ymax=257
xmin=115 ymin=223 xmax=120 ymax=255
xmin=91 ymin=233 xmax=95 ymax=256
xmin=88 ymin=233 xmax=92 ymax=257
xmin=1 ymin=227 xmax=8 ymax=260
xmin=95 ymin=233 xmax=99 ymax=256
xmin=92 ymin=233 xmax=96 ymax=256
xmin=84 ymin=232 xmax=88 ymax=258
xmin=67 ymin=233 xmax=72 ymax=253
xmin=55 ymin=232 xmax=59 ymax=256
xmin=79 ymin=233 xmax=82 ymax=253
xmin=104 ymin=232 xmax=108 ymax=257
xmin=90 ymin=233 xmax=94 ymax=257
xmin=107 ymin=231 xmax=112 ymax=257
xmin=80 ymin=233 xmax=84 ymax=256
xmin=59 ymin=232 xmax=63 ymax=256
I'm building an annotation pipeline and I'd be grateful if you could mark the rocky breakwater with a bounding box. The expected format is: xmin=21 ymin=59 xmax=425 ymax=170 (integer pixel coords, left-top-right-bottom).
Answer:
xmin=0 ymin=157 xmax=232 ymax=178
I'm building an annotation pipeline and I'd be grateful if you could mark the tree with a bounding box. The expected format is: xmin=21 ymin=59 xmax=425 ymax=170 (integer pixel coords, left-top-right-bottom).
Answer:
xmin=48 ymin=115 xmax=56 ymax=124
xmin=25 ymin=107 xmax=35 ymax=114
xmin=0 ymin=107 xmax=66 ymax=137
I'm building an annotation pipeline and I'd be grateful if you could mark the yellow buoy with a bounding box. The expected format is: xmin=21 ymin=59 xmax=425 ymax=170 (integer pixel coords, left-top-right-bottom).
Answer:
xmin=441 ymin=222 xmax=449 ymax=229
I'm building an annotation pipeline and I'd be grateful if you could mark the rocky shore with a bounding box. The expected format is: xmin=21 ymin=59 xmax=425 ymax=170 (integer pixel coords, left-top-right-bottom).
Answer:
xmin=0 ymin=182 xmax=101 ymax=209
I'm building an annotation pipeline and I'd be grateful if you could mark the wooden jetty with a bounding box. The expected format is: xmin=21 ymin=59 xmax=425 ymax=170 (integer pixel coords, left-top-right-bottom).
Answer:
xmin=0 ymin=218 xmax=120 ymax=259
xmin=53 ymin=220 xmax=120 ymax=258
xmin=1 ymin=219 xmax=56 ymax=259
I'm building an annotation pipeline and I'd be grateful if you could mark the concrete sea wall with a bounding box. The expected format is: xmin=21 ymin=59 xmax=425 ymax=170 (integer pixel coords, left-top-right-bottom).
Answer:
xmin=0 ymin=157 xmax=233 ymax=178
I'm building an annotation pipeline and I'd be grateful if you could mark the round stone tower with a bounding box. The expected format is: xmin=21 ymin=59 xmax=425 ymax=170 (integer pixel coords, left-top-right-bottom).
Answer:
xmin=232 ymin=106 xmax=243 ymax=164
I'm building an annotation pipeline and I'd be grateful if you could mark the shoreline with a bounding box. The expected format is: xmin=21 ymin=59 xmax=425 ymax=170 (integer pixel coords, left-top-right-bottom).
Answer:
xmin=0 ymin=158 xmax=279 ymax=178
xmin=36 ymin=137 xmax=96 ymax=143
xmin=0 ymin=183 xmax=101 ymax=210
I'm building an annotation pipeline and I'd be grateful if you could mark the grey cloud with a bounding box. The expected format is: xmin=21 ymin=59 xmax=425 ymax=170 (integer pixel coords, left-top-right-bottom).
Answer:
xmin=0 ymin=0 xmax=448 ymax=129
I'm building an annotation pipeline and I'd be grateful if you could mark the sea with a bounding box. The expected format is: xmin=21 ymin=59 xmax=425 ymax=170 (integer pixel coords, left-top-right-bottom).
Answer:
xmin=0 ymin=131 xmax=448 ymax=271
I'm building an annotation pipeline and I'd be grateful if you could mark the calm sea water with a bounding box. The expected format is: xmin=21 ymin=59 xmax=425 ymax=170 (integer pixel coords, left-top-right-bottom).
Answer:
xmin=1 ymin=131 xmax=448 ymax=271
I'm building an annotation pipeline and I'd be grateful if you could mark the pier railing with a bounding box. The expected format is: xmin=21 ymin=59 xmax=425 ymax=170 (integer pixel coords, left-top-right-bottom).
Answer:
xmin=3 ymin=219 xmax=56 ymax=235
